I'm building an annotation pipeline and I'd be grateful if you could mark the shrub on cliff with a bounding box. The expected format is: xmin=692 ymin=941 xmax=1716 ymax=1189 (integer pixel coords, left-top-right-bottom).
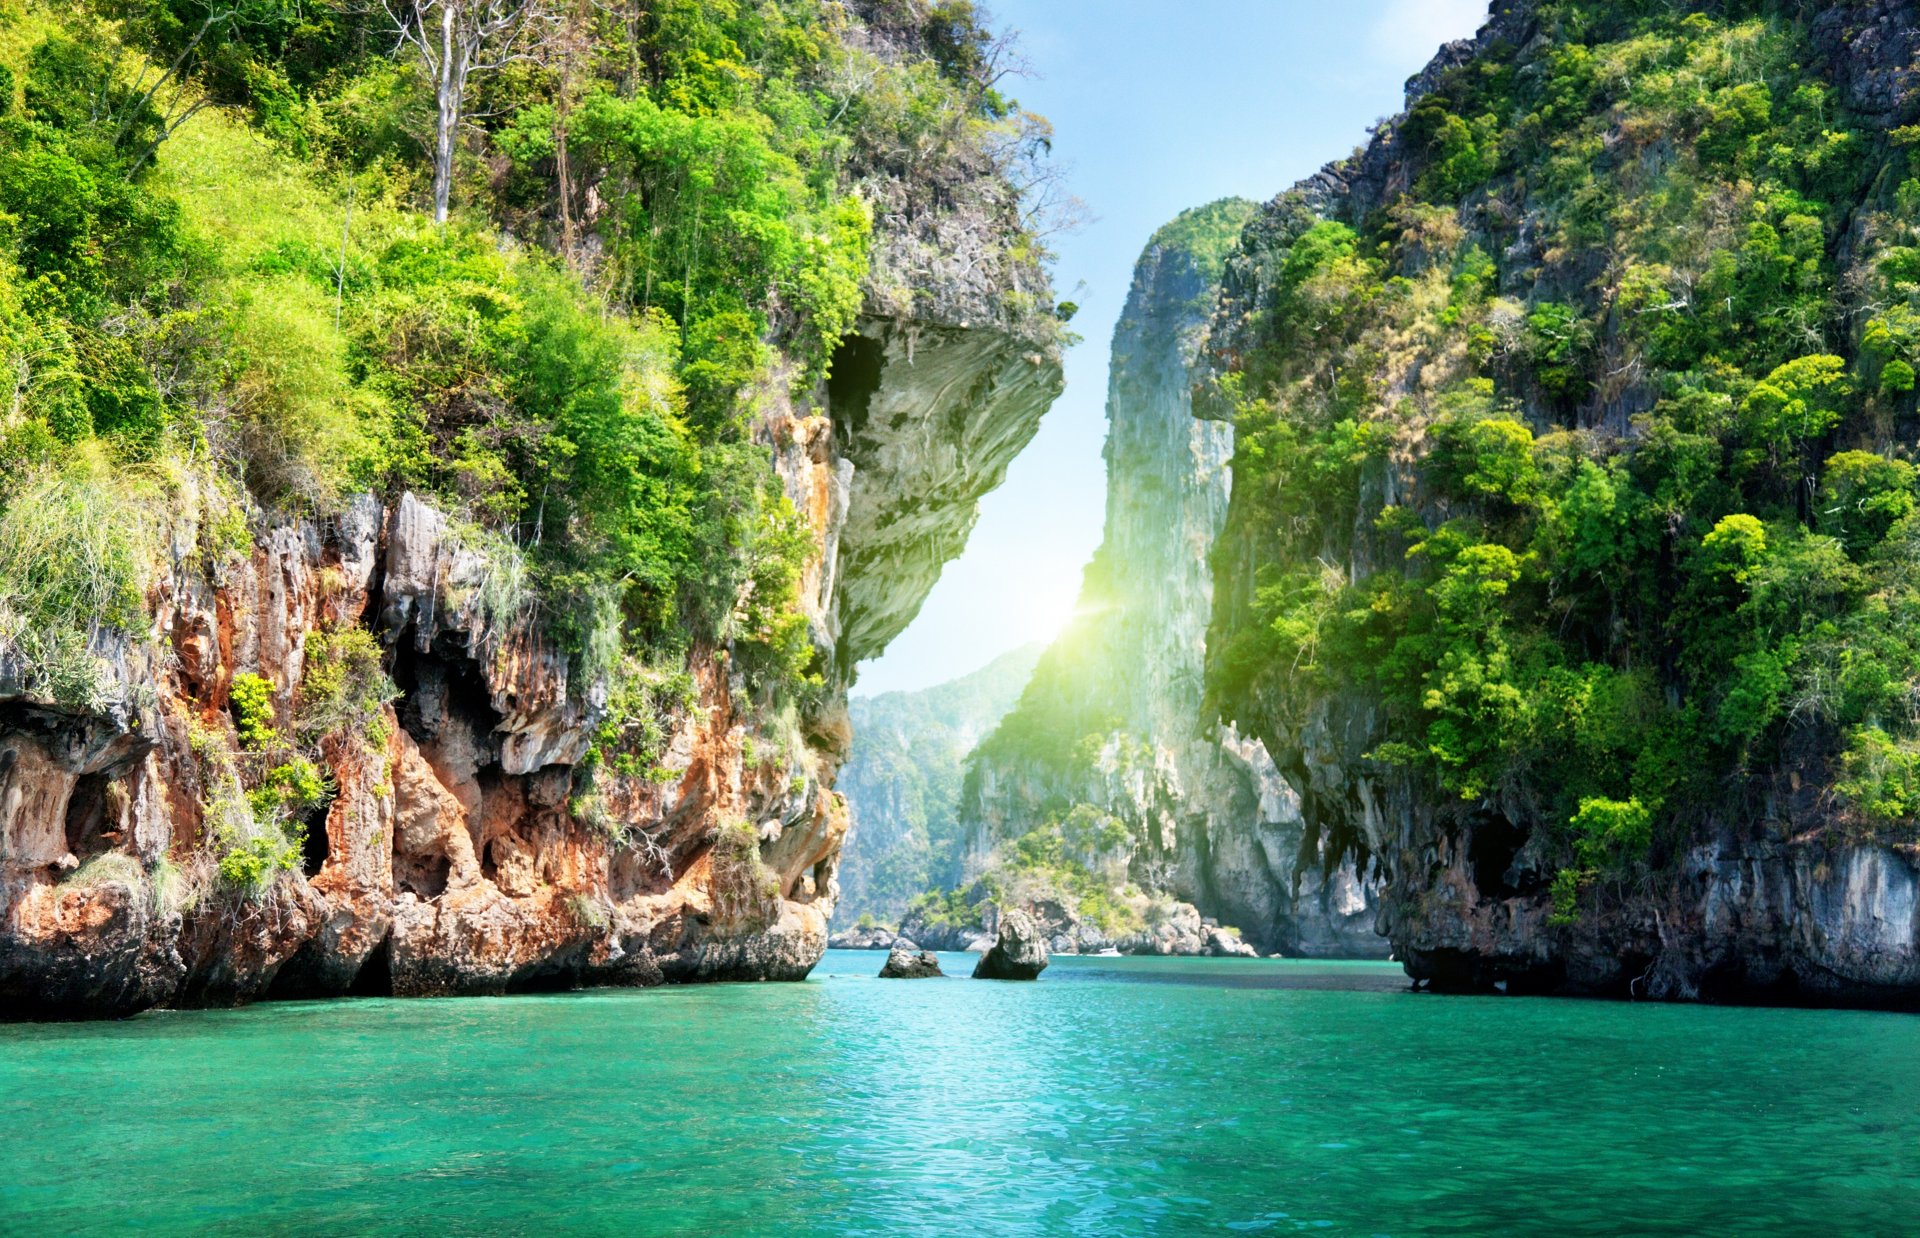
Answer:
xmin=206 ymin=772 xmax=303 ymax=898
xmin=297 ymin=627 xmax=398 ymax=751
xmin=706 ymin=819 xmax=780 ymax=935
xmin=0 ymin=455 xmax=160 ymax=709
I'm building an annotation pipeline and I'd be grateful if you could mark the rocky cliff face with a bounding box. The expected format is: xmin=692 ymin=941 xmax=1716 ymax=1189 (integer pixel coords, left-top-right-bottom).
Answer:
xmin=957 ymin=202 xmax=1385 ymax=958
xmin=0 ymin=317 xmax=1060 ymax=1024
xmin=1201 ymin=0 xmax=1920 ymax=1006
xmin=0 ymin=0 xmax=1070 ymax=1019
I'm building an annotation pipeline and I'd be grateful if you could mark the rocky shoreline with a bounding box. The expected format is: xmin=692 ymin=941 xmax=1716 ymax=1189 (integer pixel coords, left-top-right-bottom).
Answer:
xmin=833 ymin=895 xmax=1259 ymax=959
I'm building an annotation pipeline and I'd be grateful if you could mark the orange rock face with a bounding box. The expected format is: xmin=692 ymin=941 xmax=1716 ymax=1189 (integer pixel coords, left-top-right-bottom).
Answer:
xmin=0 ymin=311 xmax=1064 ymax=1019
xmin=0 ymin=492 xmax=844 ymax=1017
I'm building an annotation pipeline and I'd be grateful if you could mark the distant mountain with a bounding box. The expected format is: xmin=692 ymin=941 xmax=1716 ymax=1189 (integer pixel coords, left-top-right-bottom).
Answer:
xmin=832 ymin=644 xmax=1043 ymax=926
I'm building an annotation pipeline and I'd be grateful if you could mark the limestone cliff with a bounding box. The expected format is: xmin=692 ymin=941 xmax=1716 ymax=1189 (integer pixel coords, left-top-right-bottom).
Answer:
xmin=1202 ymin=0 xmax=1920 ymax=1006
xmin=0 ymin=296 xmax=1059 ymax=1018
xmin=951 ymin=202 xmax=1384 ymax=958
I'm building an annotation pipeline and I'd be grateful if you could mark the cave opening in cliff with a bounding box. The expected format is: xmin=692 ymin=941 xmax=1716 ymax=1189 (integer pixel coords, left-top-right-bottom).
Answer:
xmin=349 ymin=933 xmax=394 ymax=997
xmin=403 ymin=854 xmax=452 ymax=900
xmin=63 ymin=770 xmax=119 ymax=862
xmin=300 ymin=810 xmax=330 ymax=877
xmin=1467 ymin=813 xmax=1528 ymax=898
xmin=826 ymin=332 xmax=883 ymax=449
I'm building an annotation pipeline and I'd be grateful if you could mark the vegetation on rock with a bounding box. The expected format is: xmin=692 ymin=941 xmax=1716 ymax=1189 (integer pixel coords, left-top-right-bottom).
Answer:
xmin=0 ymin=0 xmax=1055 ymax=720
xmin=1205 ymin=1 xmax=1920 ymax=926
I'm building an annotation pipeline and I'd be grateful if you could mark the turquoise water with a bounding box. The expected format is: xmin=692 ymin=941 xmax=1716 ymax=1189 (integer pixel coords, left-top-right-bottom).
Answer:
xmin=2 ymin=950 xmax=1917 ymax=1235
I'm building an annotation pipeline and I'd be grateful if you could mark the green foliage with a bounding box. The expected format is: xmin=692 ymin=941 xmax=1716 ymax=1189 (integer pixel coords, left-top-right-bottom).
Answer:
xmin=1547 ymin=866 xmax=1584 ymax=927
xmin=904 ymin=886 xmax=984 ymax=932
xmin=1434 ymin=414 xmax=1539 ymax=507
xmin=1149 ymin=198 xmax=1259 ymax=286
xmin=903 ymin=798 xmax=1150 ymax=939
xmin=205 ymin=772 xmax=302 ymax=898
xmin=1568 ymin=796 xmax=1654 ymax=869
xmin=297 ymin=626 xmax=397 ymax=748
xmin=216 ymin=831 xmax=300 ymax=893
xmin=566 ymin=892 xmax=610 ymax=931
xmin=1738 ymin=355 xmax=1849 ymax=465
xmin=1208 ymin=4 xmax=1920 ymax=886
xmin=0 ymin=454 xmax=156 ymax=707
xmin=586 ymin=656 xmax=698 ymax=778
xmin=1834 ymin=727 xmax=1920 ymax=833
xmin=1820 ymin=453 xmax=1915 ymax=558
xmin=223 ymin=275 xmax=388 ymax=502
xmin=229 ymin=673 xmax=277 ymax=749
xmin=1405 ymin=94 xmax=1499 ymax=201
xmin=1698 ymin=513 xmax=1768 ymax=583
xmin=246 ymin=757 xmax=328 ymax=823
xmin=1522 ymin=302 xmax=1591 ymax=400
xmin=542 ymin=89 xmax=870 ymax=421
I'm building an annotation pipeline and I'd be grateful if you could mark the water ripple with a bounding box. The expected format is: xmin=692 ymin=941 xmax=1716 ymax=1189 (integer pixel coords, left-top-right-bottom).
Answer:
xmin=0 ymin=952 xmax=1916 ymax=1235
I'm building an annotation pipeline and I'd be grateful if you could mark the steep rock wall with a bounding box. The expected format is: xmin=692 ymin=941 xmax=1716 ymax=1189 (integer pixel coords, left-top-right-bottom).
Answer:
xmin=1201 ymin=0 xmax=1920 ymax=1006
xmin=832 ymin=643 xmax=1041 ymax=928
xmin=959 ymin=204 xmax=1385 ymax=957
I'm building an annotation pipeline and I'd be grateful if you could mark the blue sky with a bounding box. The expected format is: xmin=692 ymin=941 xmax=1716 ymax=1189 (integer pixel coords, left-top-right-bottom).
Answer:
xmin=854 ymin=0 xmax=1487 ymax=696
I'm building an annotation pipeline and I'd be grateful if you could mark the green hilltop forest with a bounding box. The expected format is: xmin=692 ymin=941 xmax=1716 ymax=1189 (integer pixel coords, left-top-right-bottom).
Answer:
xmin=1203 ymin=0 xmax=1920 ymax=925
xmin=0 ymin=0 xmax=1052 ymax=888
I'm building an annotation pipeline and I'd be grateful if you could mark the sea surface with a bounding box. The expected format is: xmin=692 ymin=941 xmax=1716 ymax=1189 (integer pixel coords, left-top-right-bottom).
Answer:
xmin=2 ymin=950 xmax=1916 ymax=1236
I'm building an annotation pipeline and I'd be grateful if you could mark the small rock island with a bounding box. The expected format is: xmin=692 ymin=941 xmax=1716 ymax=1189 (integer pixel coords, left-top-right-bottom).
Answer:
xmin=972 ymin=909 xmax=1049 ymax=981
xmin=877 ymin=942 xmax=943 ymax=979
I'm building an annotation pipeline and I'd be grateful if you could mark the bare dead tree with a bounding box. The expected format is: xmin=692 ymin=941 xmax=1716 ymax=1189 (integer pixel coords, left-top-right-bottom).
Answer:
xmin=381 ymin=0 xmax=556 ymax=224
xmin=333 ymin=179 xmax=355 ymax=329
xmin=633 ymin=826 xmax=674 ymax=882
xmin=542 ymin=0 xmax=594 ymax=260
xmin=991 ymin=111 xmax=1088 ymax=242
xmin=976 ymin=23 xmax=1032 ymax=95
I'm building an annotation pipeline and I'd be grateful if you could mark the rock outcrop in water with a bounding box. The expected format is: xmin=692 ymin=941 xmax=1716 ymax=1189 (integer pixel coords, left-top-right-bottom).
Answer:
xmin=0 ymin=7 xmax=1064 ymax=1019
xmin=877 ymin=941 xmax=943 ymax=978
xmin=972 ymin=907 xmax=1048 ymax=980
xmin=1201 ymin=0 xmax=1920 ymax=1007
xmin=897 ymin=892 xmax=1260 ymax=958
xmin=829 ymin=923 xmax=902 ymax=951
xmin=951 ymin=202 xmax=1386 ymax=958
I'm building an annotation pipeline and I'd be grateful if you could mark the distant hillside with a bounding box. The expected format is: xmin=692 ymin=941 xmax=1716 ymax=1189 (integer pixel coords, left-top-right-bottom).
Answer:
xmin=833 ymin=644 xmax=1043 ymax=926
